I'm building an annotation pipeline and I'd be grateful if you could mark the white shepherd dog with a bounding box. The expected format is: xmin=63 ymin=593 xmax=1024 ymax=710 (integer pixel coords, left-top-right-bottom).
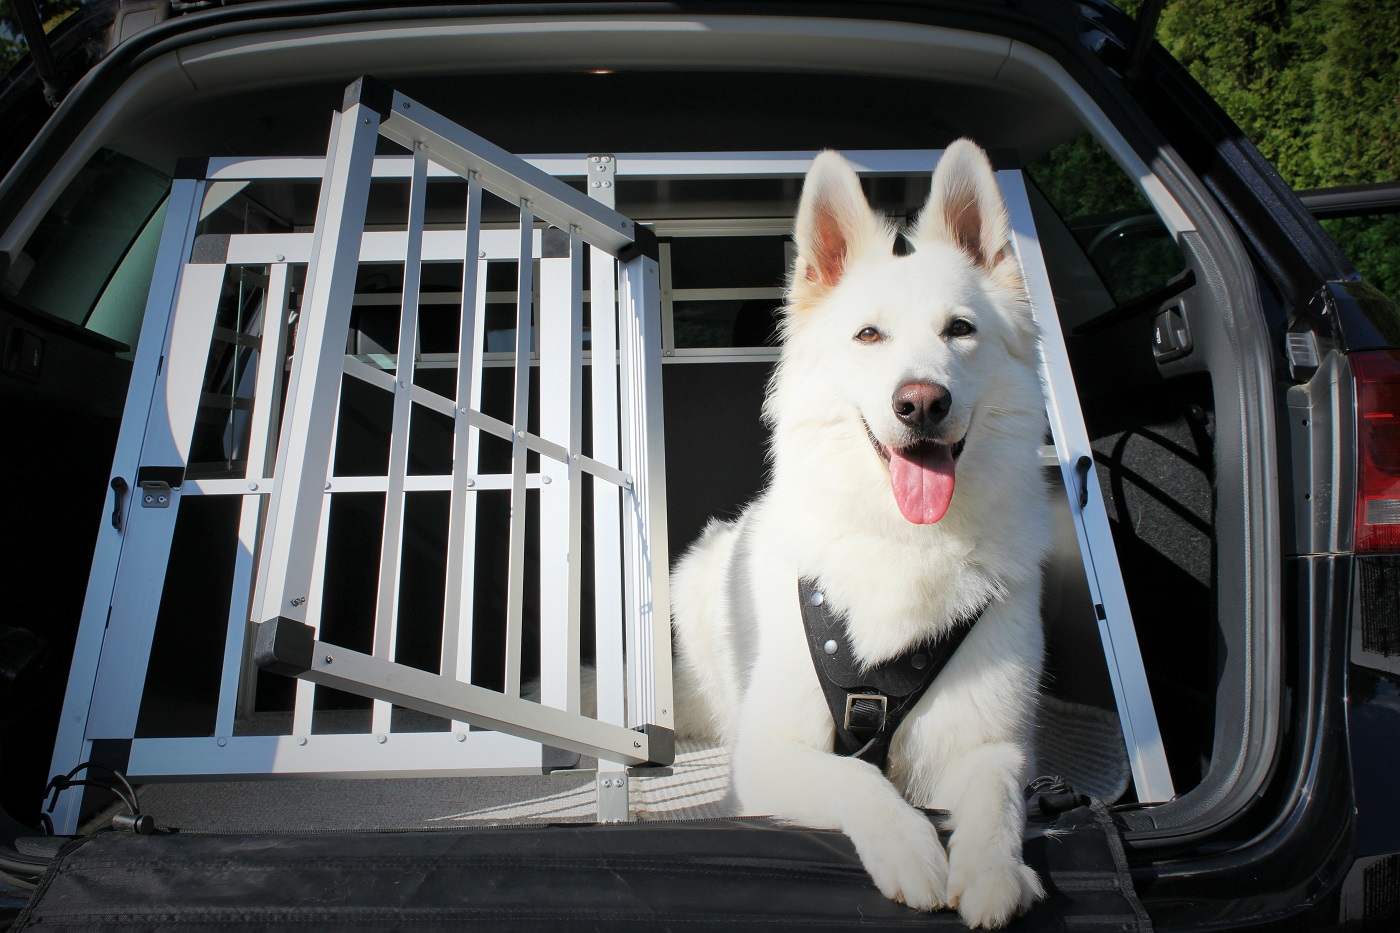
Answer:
xmin=671 ymin=140 xmax=1053 ymax=929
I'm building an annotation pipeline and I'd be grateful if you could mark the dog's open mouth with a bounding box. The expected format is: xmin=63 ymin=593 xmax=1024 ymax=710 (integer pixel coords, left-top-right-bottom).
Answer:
xmin=865 ymin=420 xmax=967 ymax=525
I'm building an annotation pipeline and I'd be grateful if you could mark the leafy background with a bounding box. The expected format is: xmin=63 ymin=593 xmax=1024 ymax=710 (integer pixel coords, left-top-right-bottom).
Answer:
xmin=2 ymin=0 xmax=1397 ymax=294
xmin=1127 ymin=0 xmax=1400 ymax=296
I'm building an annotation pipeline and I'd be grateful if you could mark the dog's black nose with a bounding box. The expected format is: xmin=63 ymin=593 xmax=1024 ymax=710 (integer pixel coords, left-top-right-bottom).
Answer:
xmin=892 ymin=381 xmax=951 ymax=431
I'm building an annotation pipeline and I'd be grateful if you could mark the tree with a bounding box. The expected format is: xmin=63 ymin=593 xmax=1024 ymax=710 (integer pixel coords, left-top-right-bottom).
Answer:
xmin=0 ymin=0 xmax=84 ymax=75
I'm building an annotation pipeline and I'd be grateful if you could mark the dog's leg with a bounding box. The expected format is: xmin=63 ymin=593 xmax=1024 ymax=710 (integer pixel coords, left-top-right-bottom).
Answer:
xmin=733 ymin=724 xmax=950 ymax=910
xmin=939 ymin=742 xmax=1044 ymax=929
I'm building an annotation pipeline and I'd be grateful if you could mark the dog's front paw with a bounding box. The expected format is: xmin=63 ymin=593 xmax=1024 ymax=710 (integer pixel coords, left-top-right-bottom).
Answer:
xmin=947 ymin=849 xmax=1044 ymax=929
xmin=851 ymin=806 xmax=949 ymax=911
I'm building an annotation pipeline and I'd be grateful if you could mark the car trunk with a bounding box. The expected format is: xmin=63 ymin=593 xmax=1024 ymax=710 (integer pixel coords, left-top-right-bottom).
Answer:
xmin=1 ymin=7 xmax=1289 ymax=925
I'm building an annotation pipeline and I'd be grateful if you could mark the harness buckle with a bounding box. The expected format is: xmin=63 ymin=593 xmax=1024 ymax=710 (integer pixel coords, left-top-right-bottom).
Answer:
xmin=843 ymin=693 xmax=888 ymax=733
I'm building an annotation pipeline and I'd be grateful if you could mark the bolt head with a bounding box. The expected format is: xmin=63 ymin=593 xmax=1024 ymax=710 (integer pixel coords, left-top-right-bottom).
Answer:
xmin=216 ymin=737 xmax=227 ymax=747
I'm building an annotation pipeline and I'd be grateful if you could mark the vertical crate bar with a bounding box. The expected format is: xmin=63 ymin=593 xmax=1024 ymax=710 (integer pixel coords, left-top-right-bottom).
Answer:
xmin=538 ymin=227 xmax=585 ymax=714
xmin=216 ymin=262 xmax=292 ymax=736
xmin=256 ymin=105 xmax=379 ymax=629
xmin=616 ymin=253 xmax=672 ymax=733
xmin=442 ymin=178 xmax=484 ymax=710
xmin=587 ymin=165 xmax=627 ymax=735
xmin=502 ymin=204 xmax=535 ymax=698
xmin=47 ymin=176 xmax=205 ymax=832
xmin=292 ymin=412 xmax=340 ymax=738
xmin=998 ymin=169 xmax=1175 ymax=803
xmin=370 ymin=146 xmax=429 ymax=736
xmin=84 ymin=262 xmax=229 ymax=740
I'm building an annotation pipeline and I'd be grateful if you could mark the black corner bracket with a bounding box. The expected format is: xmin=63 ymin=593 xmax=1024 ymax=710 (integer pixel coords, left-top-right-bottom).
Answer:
xmin=637 ymin=724 xmax=674 ymax=767
xmin=618 ymin=223 xmax=659 ymax=264
xmin=343 ymin=75 xmax=396 ymax=117
xmin=254 ymin=617 xmax=316 ymax=678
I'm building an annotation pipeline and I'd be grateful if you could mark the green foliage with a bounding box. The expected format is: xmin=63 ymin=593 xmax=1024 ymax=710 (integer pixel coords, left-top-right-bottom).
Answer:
xmin=1320 ymin=213 xmax=1400 ymax=300
xmin=1140 ymin=1 xmax=1400 ymax=296
xmin=0 ymin=0 xmax=84 ymax=74
xmin=1153 ymin=0 xmax=1399 ymax=189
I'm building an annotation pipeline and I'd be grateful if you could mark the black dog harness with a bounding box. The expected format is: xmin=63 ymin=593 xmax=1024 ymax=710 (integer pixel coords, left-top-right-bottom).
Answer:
xmin=799 ymin=578 xmax=984 ymax=770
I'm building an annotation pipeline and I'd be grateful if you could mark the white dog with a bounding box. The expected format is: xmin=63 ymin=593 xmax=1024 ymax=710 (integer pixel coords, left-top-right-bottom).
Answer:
xmin=670 ymin=140 xmax=1053 ymax=929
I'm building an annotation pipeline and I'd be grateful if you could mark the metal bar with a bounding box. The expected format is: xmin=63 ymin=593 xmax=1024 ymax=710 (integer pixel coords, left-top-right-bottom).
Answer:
xmin=502 ymin=204 xmax=535 ymax=698
xmin=588 ymin=165 xmax=630 ymax=811
xmin=375 ymin=86 xmax=638 ymax=257
xmin=216 ymin=263 xmax=291 ymax=736
xmin=256 ymin=104 xmax=379 ymax=628
xmin=616 ymin=253 xmax=673 ymax=733
xmin=47 ymin=177 xmax=207 ymax=833
xmin=84 ymin=262 xmax=228 ymax=740
xmin=442 ymin=178 xmax=485 ymax=708
xmin=998 ymin=169 xmax=1175 ymax=802
xmin=367 ymin=145 xmax=430 ymax=737
xmin=538 ymin=229 xmax=584 ymax=715
xmin=223 ymin=229 xmax=542 ymax=266
xmin=127 ymin=731 xmax=547 ymax=780
xmin=291 ymin=409 xmax=341 ymax=739
xmin=260 ymin=623 xmax=656 ymax=765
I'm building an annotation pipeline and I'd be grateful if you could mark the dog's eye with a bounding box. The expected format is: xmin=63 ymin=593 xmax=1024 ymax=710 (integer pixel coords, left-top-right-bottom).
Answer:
xmin=855 ymin=326 xmax=882 ymax=343
xmin=946 ymin=319 xmax=976 ymax=338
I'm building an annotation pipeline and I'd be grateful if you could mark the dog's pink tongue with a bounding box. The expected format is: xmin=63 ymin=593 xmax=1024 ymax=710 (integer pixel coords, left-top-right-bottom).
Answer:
xmin=889 ymin=444 xmax=956 ymax=524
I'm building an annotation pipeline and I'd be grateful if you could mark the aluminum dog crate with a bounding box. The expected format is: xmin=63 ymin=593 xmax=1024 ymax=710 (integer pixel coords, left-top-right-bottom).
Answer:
xmin=48 ymin=77 xmax=1173 ymax=834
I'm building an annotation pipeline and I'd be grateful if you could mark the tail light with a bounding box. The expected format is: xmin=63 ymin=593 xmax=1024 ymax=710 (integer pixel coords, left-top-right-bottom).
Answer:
xmin=1353 ymin=350 xmax=1400 ymax=553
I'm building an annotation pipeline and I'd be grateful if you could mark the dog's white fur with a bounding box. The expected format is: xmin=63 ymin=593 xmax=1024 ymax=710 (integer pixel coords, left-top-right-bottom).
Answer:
xmin=670 ymin=141 xmax=1052 ymax=929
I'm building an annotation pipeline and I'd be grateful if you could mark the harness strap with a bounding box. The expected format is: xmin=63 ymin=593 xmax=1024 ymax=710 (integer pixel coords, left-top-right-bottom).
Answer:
xmin=799 ymin=578 xmax=984 ymax=770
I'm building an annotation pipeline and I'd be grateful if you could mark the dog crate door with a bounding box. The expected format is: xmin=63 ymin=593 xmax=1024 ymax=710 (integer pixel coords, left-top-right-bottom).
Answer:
xmin=47 ymin=77 xmax=672 ymax=833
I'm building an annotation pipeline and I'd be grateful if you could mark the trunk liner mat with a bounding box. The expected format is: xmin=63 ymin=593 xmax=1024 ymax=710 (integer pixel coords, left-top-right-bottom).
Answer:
xmin=16 ymin=802 xmax=1150 ymax=931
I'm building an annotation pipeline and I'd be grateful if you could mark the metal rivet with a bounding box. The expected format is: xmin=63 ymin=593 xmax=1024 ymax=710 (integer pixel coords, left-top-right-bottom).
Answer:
xmin=911 ymin=654 xmax=927 ymax=670
xmin=376 ymin=734 xmax=387 ymax=744
xmin=824 ymin=639 xmax=839 ymax=656
xmin=601 ymin=156 xmax=612 ymax=164
xmin=591 ymin=181 xmax=601 ymax=188
xmin=325 ymin=655 xmax=333 ymax=664
xmin=455 ymin=732 xmax=466 ymax=742
xmin=403 ymin=101 xmax=411 ymax=108
xmin=275 ymin=253 xmax=285 ymax=263
xmin=417 ymin=143 xmax=427 ymax=152
xmin=478 ymin=249 xmax=486 ymax=259
xmin=144 ymin=495 xmax=153 ymax=503
xmin=466 ymin=478 xmax=476 ymax=488
xmin=399 ymin=378 xmax=409 ymax=389
xmin=542 ymin=475 xmax=552 ymax=485
xmin=591 ymin=156 xmax=601 ymax=164
xmin=363 ymin=117 xmax=370 ymax=124
xmin=633 ymin=741 xmax=641 ymax=748
xmin=810 ymin=591 xmax=825 ymax=607
xmin=602 ymin=181 xmax=612 ymax=188
xmin=297 ymin=736 xmax=308 ymax=746
xmin=248 ymin=482 xmax=258 ymax=491
xmin=216 ymin=737 xmax=227 ymax=747
xmin=325 ymin=481 xmax=332 ymax=490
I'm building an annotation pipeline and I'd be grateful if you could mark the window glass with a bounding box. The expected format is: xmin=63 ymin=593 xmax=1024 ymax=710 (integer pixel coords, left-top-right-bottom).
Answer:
xmin=1 ymin=149 xmax=170 ymax=355
xmin=1026 ymin=135 xmax=1186 ymax=307
xmin=1319 ymin=213 xmax=1400 ymax=301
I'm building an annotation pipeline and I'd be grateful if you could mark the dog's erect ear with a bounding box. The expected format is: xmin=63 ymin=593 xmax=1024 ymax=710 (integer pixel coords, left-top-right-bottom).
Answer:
xmin=912 ymin=139 xmax=1012 ymax=273
xmin=792 ymin=151 xmax=884 ymax=299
